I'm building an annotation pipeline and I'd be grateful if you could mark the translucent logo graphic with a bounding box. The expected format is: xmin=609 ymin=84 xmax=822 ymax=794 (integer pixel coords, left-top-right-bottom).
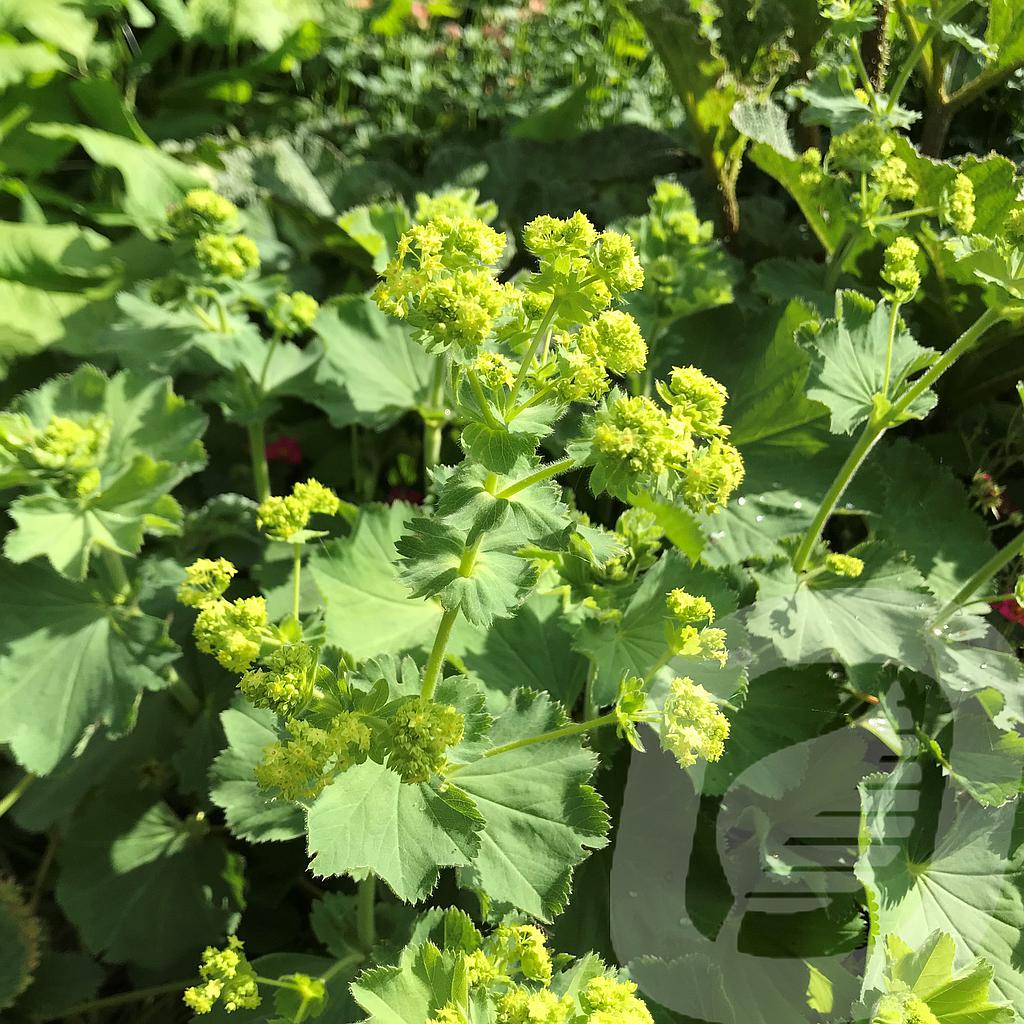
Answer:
xmin=610 ymin=586 xmax=1024 ymax=1022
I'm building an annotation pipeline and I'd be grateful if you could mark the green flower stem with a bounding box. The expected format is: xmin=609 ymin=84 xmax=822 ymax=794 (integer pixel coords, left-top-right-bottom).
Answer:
xmin=423 ymin=357 xmax=447 ymax=476
xmin=851 ymin=36 xmax=881 ymax=114
xmin=321 ymin=950 xmax=366 ymax=983
xmin=932 ymin=528 xmax=1024 ymax=629
xmin=451 ymin=711 xmax=618 ymax=769
xmin=167 ymin=668 xmax=202 ymax=718
xmin=496 ymin=456 xmax=575 ymax=499
xmin=357 ymin=874 xmax=376 ymax=952
xmin=886 ymin=0 xmax=972 ymax=111
xmin=792 ymin=305 xmax=1007 ymax=573
xmin=643 ymin=649 xmax=674 ymax=685
xmin=247 ymin=420 xmax=271 ymax=503
xmin=0 ymin=772 xmax=35 ymax=820
xmin=292 ymin=543 xmax=303 ymax=621
xmin=824 ymin=228 xmax=858 ymax=289
xmin=882 ymin=300 xmax=901 ymax=397
xmin=509 ymin=298 xmax=560 ymax=404
xmin=102 ymin=547 xmax=131 ymax=597
xmin=39 ymin=979 xmax=198 ymax=1021
xmin=420 ymin=606 xmax=461 ymax=701
xmin=467 ymin=368 xmax=502 ymax=429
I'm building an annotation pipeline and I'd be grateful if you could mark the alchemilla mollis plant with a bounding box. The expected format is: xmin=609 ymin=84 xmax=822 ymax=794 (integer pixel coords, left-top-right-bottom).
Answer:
xmin=1 ymin=3 xmax=1024 ymax=1024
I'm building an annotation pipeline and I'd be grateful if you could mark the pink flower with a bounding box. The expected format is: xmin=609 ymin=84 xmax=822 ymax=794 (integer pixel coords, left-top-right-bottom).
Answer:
xmin=994 ymin=599 xmax=1024 ymax=626
xmin=411 ymin=1 xmax=429 ymax=28
xmin=443 ymin=21 xmax=463 ymax=39
xmin=265 ymin=435 xmax=302 ymax=465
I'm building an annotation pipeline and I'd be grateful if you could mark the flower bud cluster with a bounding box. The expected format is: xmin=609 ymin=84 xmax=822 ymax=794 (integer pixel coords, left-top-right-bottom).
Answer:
xmin=872 ymin=156 xmax=918 ymax=202
xmin=239 ymin=643 xmax=316 ymax=717
xmin=881 ymin=237 xmax=921 ymax=302
xmin=178 ymin=557 xmax=237 ymax=607
xmin=665 ymin=589 xmax=727 ymax=664
xmin=167 ymin=188 xmax=260 ymax=281
xmin=429 ymin=926 xmax=653 ymax=1024
xmin=183 ymin=936 xmax=261 ymax=1015
xmin=582 ymin=376 xmax=743 ymax=511
xmin=193 ymin=594 xmax=269 ymax=672
xmin=255 ymin=713 xmax=372 ymax=800
xmin=829 ymin=123 xmax=895 ymax=174
xmin=266 ymin=290 xmax=320 ymax=337
xmin=825 ymin=552 xmax=865 ymax=578
xmin=551 ymin=309 xmax=648 ymax=403
xmin=472 ymin=351 xmax=517 ymax=390
xmin=386 ymin=696 xmax=466 ymax=782
xmin=939 ymin=173 xmax=976 ymax=233
xmin=256 ymin=478 xmax=340 ymax=542
xmin=871 ymin=993 xmax=941 ymax=1024
xmin=374 ymin=215 xmax=513 ymax=354
xmin=660 ymin=676 xmax=730 ymax=770
xmin=0 ymin=412 xmax=110 ymax=495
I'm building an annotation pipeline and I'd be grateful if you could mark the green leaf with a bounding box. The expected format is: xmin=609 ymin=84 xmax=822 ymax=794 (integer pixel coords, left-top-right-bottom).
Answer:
xmin=986 ymin=0 xmax=1024 ymax=72
xmin=802 ymin=292 xmax=937 ymax=435
xmin=3 ymin=366 xmax=207 ymax=578
xmin=305 ymin=759 xmax=483 ymax=903
xmin=856 ymin=762 xmax=1024 ymax=1007
xmin=574 ymin=550 xmax=738 ymax=705
xmin=209 ymin=701 xmax=305 ymax=844
xmin=352 ymin=943 xmax=461 ymax=1024
xmin=337 ymin=200 xmax=412 ymax=271
xmin=0 ymin=39 xmax=64 ymax=88
xmin=0 ymin=560 xmax=176 ymax=774
xmin=947 ymin=234 xmax=1024 ymax=301
xmin=460 ymin=401 xmax=560 ymax=475
xmin=397 ymin=517 xmax=538 ymax=628
xmin=309 ymin=503 xmax=442 ymax=660
xmin=12 ymin=952 xmax=103 ymax=1021
xmin=452 ymin=590 xmax=588 ymax=714
xmin=0 ymin=882 xmax=39 ymax=1010
xmin=730 ymin=97 xmax=795 ymax=157
xmin=55 ymin=793 xmax=240 ymax=969
xmin=29 ymin=124 xmax=206 ymax=236
xmin=310 ymin=296 xmax=433 ymax=430
xmin=870 ymin=928 xmax=1014 ymax=1024
xmin=453 ymin=690 xmax=609 ymax=920
xmin=0 ymin=220 xmax=120 ymax=367
xmin=872 ymin=440 xmax=996 ymax=602
xmin=0 ymin=0 xmax=95 ymax=60
xmin=746 ymin=544 xmax=935 ymax=669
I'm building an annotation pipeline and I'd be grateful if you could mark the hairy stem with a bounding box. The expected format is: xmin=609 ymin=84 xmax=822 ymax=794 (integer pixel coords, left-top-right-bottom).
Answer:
xmin=882 ymin=300 xmax=901 ymax=397
xmin=792 ymin=305 xmax=1007 ymax=572
xmin=168 ymin=669 xmax=201 ymax=718
xmin=247 ymin=420 xmax=271 ymax=503
xmin=41 ymin=979 xmax=198 ymax=1020
xmin=509 ymin=298 xmax=560 ymax=404
xmin=932 ymin=529 xmax=1024 ymax=629
xmin=292 ymin=543 xmax=302 ymax=621
xmin=357 ymin=875 xmax=376 ymax=952
xmin=496 ymin=456 xmax=576 ymax=499
xmin=423 ymin=357 xmax=447 ymax=478
xmin=420 ymin=606 xmax=461 ymax=701
xmin=0 ymin=772 xmax=35 ymax=820
xmin=102 ymin=548 xmax=131 ymax=597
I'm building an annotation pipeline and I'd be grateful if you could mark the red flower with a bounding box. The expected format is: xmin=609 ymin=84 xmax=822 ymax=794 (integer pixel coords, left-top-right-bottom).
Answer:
xmin=994 ymin=599 xmax=1024 ymax=626
xmin=265 ymin=436 xmax=302 ymax=465
xmin=386 ymin=485 xmax=424 ymax=506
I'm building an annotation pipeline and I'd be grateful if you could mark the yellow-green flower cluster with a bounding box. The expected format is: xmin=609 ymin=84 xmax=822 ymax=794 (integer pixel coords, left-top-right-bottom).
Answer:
xmin=580 ymin=976 xmax=654 ymax=1024
xmin=0 ymin=412 xmax=109 ymax=496
xmin=255 ymin=713 xmax=372 ymax=800
xmin=1006 ymin=207 xmax=1024 ymax=246
xmin=472 ymin=351 xmax=517 ymax=390
xmin=825 ymin=552 xmax=865 ymax=578
xmin=193 ymin=595 xmax=269 ymax=672
xmin=496 ymin=988 xmax=574 ymax=1024
xmin=523 ymin=212 xmax=643 ymax=321
xmin=664 ymin=588 xmax=727 ymax=664
xmin=551 ymin=333 xmax=610 ymax=404
xmin=256 ymin=478 xmax=340 ymax=542
xmin=881 ymin=237 xmax=921 ymax=302
xmin=940 ymin=173 xmax=976 ymax=233
xmin=374 ymin=216 xmax=512 ymax=354
xmin=168 ymin=189 xmax=239 ymax=236
xmin=267 ymin=290 xmax=319 ymax=337
xmin=195 ymin=233 xmax=260 ymax=280
xmin=872 ymin=157 xmax=918 ymax=202
xmin=666 ymin=588 xmax=714 ymax=625
xmin=178 ymin=557 xmax=237 ymax=607
xmin=829 ymin=124 xmax=895 ymax=173
xmin=386 ymin=697 xmax=465 ymax=783
xmin=657 ymin=365 xmax=729 ymax=436
xmin=681 ymin=438 xmax=745 ymax=513
xmin=798 ymin=147 xmax=824 ymax=188
xmin=660 ymin=676 xmax=730 ymax=770
xmin=592 ymin=394 xmax=692 ymax=479
xmin=239 ymin=643 xmax=315 ymax=717
xmin=183 ymin=936 xmax=261 ymax=1015
xmin=577 ymin=310 xmax=647 ymax=376
xmin=871 ymin=992 xmax=941 ymax=1024
xmin=414 ymin=188 xmax=497 ymax=225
